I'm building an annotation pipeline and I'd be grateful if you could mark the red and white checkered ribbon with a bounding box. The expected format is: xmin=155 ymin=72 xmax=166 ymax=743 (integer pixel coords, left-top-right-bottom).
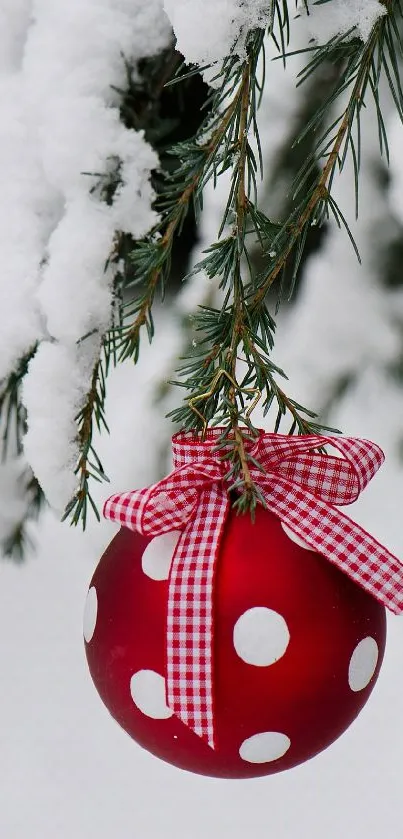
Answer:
xmin=104 ymin=429 xmax=403 ymax=750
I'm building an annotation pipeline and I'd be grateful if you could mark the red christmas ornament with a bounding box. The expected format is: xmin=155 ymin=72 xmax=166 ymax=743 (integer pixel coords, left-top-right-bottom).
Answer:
xmin=84 ymin=431 xmax=403 ymax=778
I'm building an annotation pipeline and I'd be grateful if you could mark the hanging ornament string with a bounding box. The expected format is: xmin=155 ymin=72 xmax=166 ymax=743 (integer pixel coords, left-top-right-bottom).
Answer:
xmin=103 ymin=430 xmax=403 ymax=750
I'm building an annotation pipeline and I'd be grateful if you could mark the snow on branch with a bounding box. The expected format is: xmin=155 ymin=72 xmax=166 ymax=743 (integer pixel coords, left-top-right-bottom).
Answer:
xmin=163 ymin=0 xmax=387 ymax=72
xmin=0 ymin=0 xmax=400 ymax=537
xmin=2 ymin=0 xmax=171 ymax=511
xmin=163 ymin=0 xmax=273 ymax=67
xmin=303 ymin=0 xmax=387 ymax=44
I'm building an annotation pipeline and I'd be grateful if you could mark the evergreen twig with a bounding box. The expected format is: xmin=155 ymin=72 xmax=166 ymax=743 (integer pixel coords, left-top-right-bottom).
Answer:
xmin=166 ymin=4 xmax=403 ymax=509
xmin=2 ymin=470 xmax=44 ymax=561
xmin=62 ymin=338 xmax=111 ymax=527
xmin=2 ymin=1 xmax=402 ymax=537
xmin=0 ymin=347 xmax=37 ymax=458
xmin=0 ymin=348 xmax=45 ymax=556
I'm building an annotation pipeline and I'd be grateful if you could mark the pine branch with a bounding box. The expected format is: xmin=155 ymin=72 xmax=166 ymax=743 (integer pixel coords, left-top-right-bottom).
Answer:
xmin=168 ymin=26 xmax=343 ymax=506
xmin=117 ymin=175 xmax=202 ymax=361
xmin=64 ymin=2 xmax=403 ymax=525
xmin=227 ymin=58 xmax=257 ymax=509
xmin=167 ymin=6 xmax=403 ymax=507
xmin=0 ymin=349 xmax=45 ymax=558
xmin=250 ymin=31 xmax=377 ymax=305
xmin=2 ymin=470 xmax=44 ymax=562
xmin=115 ymin=71 xmax=251 ymax=362
xmin=63 ymin=47 xmax=190 ymax=527
xmin=62 ymin=337 xmax=111 ymax=527
xmin=0 ymin=347 xmax=37 ymax=458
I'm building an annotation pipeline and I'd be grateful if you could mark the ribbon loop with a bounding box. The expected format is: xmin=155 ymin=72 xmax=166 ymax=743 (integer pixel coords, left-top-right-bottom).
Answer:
xmin=104 ymin=429 xmax=403 ymax=750
xmin=274 ymin=453 xmax=358 ymax=504
xmin=104 ymin=461 xmax=223 ymax=536
xmin=257 ymin=433 xmax=384 ymax=504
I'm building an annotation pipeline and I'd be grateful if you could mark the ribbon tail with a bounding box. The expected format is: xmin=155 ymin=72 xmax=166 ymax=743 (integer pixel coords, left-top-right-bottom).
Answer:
xmin=166 ymin=484 xmax=229 ymax=749
xmin=264 ymin=475 xmax=403 ymax=615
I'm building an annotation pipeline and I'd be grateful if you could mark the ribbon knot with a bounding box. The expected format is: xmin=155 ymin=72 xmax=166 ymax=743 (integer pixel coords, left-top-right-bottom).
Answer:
xmin=104 ymin=430 xmax=403 ymax=750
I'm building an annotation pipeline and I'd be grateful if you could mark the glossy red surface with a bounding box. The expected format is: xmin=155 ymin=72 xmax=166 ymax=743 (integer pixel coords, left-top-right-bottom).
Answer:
xmin=85 ymin=506 xmax=386 ymax=777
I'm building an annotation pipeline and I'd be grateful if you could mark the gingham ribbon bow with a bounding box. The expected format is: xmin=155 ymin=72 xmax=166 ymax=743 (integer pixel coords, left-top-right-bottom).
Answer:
xmin=104 ymin=430 xmax=403 ymax=750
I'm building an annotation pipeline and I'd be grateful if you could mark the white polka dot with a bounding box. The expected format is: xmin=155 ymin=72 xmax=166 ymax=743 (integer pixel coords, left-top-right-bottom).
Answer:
xmin=233 ymin=606 xmax=290 ymax=666
xmin=281 ymin=521 xmax=312 ymax=550
xmin=240 ymin=732 xmax=291 ymax=763
xmin=141 ymin=531 xmax=181 ymax=581
xmin=83 ymin=586 xmax=98 ymax=643
xmin=348 ymin=637 xmax=379 ymax=692
xmin=130 ymin=670 xmax=173 ymax=719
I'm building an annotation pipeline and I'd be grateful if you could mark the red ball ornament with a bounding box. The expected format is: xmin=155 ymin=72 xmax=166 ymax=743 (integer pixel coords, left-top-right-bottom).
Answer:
xmin=84 ymin=506 xmax=386 ymax=778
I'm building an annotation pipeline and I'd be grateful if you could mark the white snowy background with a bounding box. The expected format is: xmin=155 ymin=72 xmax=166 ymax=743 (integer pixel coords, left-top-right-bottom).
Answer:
xmin=1 ymin=1 xmax=403 ymax=837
